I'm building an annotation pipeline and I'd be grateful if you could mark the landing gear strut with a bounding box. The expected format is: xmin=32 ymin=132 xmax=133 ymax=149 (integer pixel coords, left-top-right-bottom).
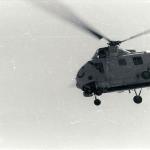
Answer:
xmin=94 ymin=95 xmax=101 ymax=106
xmin=133 ymin=88 xmax=142 ymax=104
xmin=83 ymin=83 xmax=103 ymax=106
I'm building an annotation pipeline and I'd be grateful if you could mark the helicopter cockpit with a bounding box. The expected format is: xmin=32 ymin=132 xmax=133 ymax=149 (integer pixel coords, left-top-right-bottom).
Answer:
xmin=92 ymin=46 xmax=130 ymax=59
xmin=92 ymin=47 xmax=109 ymax=59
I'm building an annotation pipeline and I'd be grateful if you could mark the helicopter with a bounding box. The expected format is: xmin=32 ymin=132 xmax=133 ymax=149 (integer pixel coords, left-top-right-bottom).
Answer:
xmin=76 ymin=39 xmax=150 ymax=106
xmin=30 ymin=0 xmax=150 ymax=106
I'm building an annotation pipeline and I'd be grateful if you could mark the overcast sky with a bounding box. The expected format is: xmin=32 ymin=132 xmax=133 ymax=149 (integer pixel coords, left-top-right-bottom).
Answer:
xmin=0 ymin=0 xmax=150 ymax=149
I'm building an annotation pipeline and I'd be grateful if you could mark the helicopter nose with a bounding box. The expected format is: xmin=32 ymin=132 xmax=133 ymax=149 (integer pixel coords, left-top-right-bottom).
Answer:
xmin=76 ymin=61 xmax=95 ymax=90
xmin=76 ymin=66 xmax=85 ymax=88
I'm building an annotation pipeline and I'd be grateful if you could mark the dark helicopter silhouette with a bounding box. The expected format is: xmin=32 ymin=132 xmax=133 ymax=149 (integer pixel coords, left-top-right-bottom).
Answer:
xmin=30 ymin=0 xmax=150 ymax=106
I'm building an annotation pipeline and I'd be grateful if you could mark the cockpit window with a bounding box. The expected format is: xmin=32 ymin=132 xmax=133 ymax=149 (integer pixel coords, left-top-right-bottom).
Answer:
xmin=92 ymin=47 xmax=108 ymax=59
xmin=98 ymin=50 xmax=106 ymax=58
xmin=97 ymin=47 xmax=108 ymax=58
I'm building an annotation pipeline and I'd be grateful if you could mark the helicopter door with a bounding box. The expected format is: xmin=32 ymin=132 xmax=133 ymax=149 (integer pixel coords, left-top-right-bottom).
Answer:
xmin=108 ymin=57 xmax=133 ymax=87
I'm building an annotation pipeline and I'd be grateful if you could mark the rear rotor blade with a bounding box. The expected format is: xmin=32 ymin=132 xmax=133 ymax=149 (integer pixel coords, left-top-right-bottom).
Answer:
xmin=28 ymin=0 xmax=111 ymax=41
xmin=121 ymin=29 xmax=150 ymax=43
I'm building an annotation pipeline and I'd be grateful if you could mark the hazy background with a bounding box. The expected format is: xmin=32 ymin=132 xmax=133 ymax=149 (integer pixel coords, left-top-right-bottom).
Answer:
xmin=0 ymin=0 xmax=150 ymax=149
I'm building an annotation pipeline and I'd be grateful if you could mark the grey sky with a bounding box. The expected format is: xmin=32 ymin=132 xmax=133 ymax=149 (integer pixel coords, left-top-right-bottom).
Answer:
xmin=0 ymin=0 xmax=150 ymax=149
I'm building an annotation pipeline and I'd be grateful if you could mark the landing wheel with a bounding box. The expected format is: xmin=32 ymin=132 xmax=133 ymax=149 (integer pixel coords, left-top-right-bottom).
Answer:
xmin=94 ymin=99 xmax=101 ymax=106
xmin=133 ymin=96 xmax=142 ymax=104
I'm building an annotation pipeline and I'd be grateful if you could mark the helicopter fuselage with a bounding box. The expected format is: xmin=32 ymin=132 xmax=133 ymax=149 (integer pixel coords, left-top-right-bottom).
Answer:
xmin=76 ymin=46 xmax=150 ymax=96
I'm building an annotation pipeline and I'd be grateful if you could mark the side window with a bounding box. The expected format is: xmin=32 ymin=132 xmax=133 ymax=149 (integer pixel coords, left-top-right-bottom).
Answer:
xmin=133 ymin=56 xmax=143 ymax=65
xmin=118 ymin=58 xmax=127 ymax=66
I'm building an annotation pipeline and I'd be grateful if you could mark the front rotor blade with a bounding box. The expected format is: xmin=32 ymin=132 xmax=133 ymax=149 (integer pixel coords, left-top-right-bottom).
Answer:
xmin=28 ymin=0 xmax=111 ymax=41
xmin=121 ymin=29 xmax=150 ymax=43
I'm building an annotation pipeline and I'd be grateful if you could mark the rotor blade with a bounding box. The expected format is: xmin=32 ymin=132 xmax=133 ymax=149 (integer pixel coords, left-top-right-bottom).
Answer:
xmin=121 ymin=29 xmax=150 ymax=43
xmin=28 ymin=0 xmax=111 ymax=41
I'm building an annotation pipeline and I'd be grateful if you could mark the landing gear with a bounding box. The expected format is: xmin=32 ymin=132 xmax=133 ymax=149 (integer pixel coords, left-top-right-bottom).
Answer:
xmin=83 ymin=91 xmax=93 ymax=97
xmin=82 ymin=83 xmax=103 ymax=106
xmin=133 ymin=88 xmax=143 ymax=104
xmin=133 ymin=96 xmax=142 ymax=104
xmin=83 ymin=83 xmax=95 ymax=97
xmin=83 ymin=85 xmax=93 ymax=97
xmin=94 ymin=95 xmax=101 ymax=106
